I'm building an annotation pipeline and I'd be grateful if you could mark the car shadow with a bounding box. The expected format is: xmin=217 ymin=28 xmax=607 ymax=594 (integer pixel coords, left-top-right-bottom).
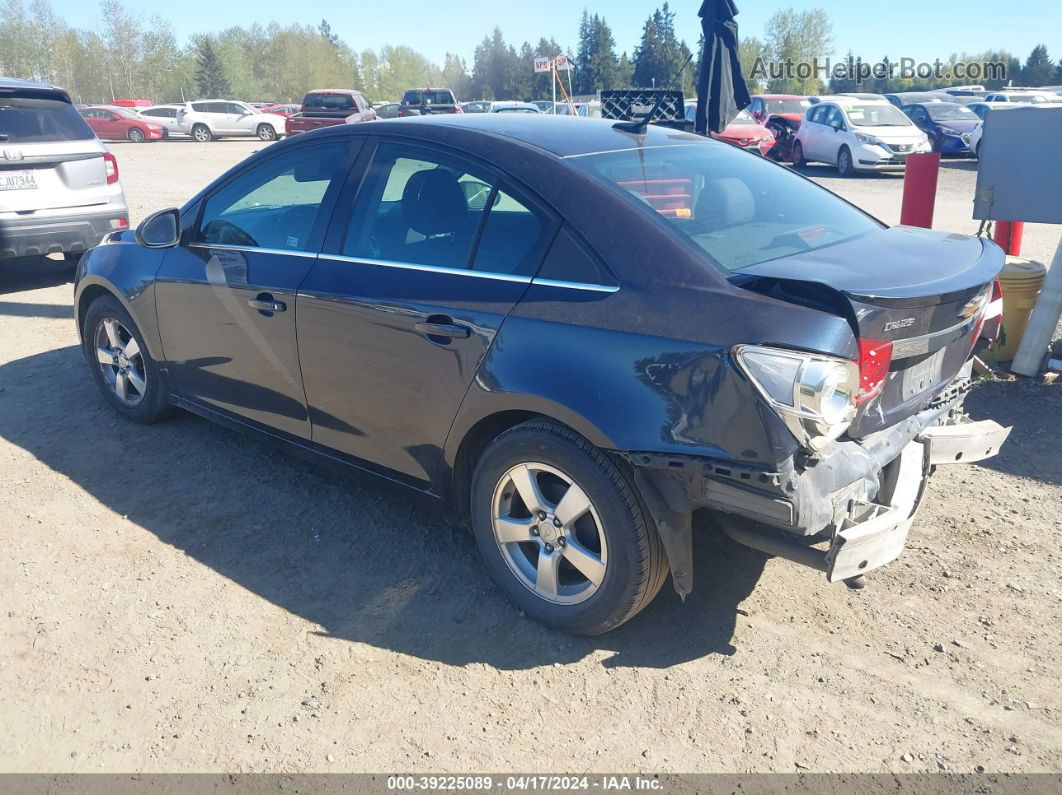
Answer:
xmin=964 ymin=377 xmax=1061 ymax=486
xmin=0 ymin=345 xmax=767 ymax=669
xmin=0 ymin=257 xmax=73 ymax=296
xmin=0 ymin=300 xmax=72 ymax=319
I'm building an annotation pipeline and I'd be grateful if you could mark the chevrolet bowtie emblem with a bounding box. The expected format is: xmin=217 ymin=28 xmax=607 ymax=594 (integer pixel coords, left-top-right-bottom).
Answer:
xmin=959 ymin=292 xmax=988 ymax=319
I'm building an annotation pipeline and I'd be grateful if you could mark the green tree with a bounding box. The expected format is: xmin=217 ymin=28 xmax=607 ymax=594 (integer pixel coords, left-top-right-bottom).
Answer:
xmin=1022 ymin=44 xmax=1054 ymax=86
xmin=471 ymin=27 xmax=519 ymax=100
xmin=194 ymin=36 xmax=231 ymax=97
xmin=632 ymin=3 xmax=693 ymax=95
xmin=763 ymin=7 xmax=832 ymax=95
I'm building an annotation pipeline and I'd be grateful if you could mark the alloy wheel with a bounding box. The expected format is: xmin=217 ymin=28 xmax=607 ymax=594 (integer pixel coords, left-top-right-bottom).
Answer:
xmin=93 ymin=317 xmax=147 ymax=406
xmin=129 ymin=128 xmax=144 ymax=143
xmin=490 ymin=462 xmax=607 ymax=605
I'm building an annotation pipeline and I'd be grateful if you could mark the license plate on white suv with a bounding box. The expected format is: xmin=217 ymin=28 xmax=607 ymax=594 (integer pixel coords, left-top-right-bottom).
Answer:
xmin=0 ymin=170 xmax=38 ymax=191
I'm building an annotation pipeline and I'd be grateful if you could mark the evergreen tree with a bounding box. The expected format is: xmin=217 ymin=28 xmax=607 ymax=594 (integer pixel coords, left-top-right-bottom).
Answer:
xmin=318 ymin=19 xmax=338 ymax=47
xmin=1022 ymin=44 xmax=1054 ymax=86
xmin=632 ymin=4 xmax=693 ymax=95
xmin=194 ymin=37 xmax=230 ymax=98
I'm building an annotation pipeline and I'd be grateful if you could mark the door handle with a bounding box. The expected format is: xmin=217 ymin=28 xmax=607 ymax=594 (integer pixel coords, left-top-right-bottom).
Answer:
xmin=414 ymin=320 xmax=470 ymax=339
xmin=248 ymin=294 xmax=286 ymax=313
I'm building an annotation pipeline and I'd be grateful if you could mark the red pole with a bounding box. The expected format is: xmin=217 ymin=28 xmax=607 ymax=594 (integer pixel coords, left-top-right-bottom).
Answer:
xmin=899 ymin=152 xmax=941 ymax=229
xmin=994 ymin=221 xmax=1024 ymax=256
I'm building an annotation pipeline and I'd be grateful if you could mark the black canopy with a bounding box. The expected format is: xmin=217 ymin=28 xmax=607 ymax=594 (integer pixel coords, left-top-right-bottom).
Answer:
xmin=694 ymin=0 xmax=751 ymax=135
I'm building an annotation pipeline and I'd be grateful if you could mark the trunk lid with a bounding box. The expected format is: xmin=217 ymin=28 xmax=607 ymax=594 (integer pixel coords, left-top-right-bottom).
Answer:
xmin=735 ymin=226 xmax=1004 ymax=436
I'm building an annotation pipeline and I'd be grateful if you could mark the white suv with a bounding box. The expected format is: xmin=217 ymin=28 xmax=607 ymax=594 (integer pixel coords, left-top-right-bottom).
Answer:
xmin=793 ymin=98 xmax=931 ymax=176
xmin=176 ymin=100 xmax=286 ymax=142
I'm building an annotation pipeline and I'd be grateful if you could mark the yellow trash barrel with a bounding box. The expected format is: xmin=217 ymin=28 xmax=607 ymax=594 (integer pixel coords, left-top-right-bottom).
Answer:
xmin=993 ymin=256 xmax=1047 ymax=362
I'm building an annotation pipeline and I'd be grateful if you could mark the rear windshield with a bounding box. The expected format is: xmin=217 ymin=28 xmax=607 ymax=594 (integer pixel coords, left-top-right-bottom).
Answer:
xmin=570 ymin=143 xmax=881 ymax=271
xmin=304 ymin=93 xmax=356 ymax=111
xmin=765 ymin=99 xmax=810 ymax=114
xmin=0 ymin=96 xmax=95 ymax=143
xmin=403 ymin=90 xmax=454 ymax=106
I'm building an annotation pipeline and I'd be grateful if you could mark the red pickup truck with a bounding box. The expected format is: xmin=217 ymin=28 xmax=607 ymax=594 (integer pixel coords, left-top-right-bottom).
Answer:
xmin=285 ymin=90 xmax=377 ymax=136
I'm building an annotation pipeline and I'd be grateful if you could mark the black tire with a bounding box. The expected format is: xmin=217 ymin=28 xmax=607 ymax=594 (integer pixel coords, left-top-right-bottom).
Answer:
xmin=791 ymin=140 xmax=806 ymax=167
xmin=470 ymin=420 xmax=669 ymax=635
xmin=128 ymin=127 xmax=145 ymax=143
xmin=256 ymin=123 xmax=277 ymax=141
xmin=837 ymin=145 xmax=856 ymax=177
xmin=81 ymin=294 xmax=173 ymax=424
xmin=192 ymin=124 xmax=212 ymax=143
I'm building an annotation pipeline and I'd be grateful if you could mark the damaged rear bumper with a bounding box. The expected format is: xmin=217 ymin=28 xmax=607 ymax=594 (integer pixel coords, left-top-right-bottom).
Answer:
xmin=626 ymin=377 xmax=1011 ymax=592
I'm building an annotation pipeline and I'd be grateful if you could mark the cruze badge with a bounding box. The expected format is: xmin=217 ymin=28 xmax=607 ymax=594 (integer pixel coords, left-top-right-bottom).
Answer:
xmin=883 ymin=317 xmax=915 ymax=332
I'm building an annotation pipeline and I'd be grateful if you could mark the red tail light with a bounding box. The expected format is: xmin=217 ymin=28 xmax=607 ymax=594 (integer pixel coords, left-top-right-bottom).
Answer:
xmin=856 ymin=338 xmax=893 ymax=405
xmin=974 ymin=278 xmax=1004 ymax=346
xmin=453 ymin=103 xmax=463 ymax=113
xmin=103 ymin=152 xmax=119 ymax=185
xmin=397 ymin=106 xmax=409 ymax=117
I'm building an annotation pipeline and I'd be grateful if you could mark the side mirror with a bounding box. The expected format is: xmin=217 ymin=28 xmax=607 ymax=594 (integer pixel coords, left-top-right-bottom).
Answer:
xmin=135 ymin=207 xmax=181 ymax=248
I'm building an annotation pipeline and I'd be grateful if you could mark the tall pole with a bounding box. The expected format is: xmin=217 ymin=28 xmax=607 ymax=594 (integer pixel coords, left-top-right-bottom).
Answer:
xmin=551 ymin=60 xmax=557 ymax=114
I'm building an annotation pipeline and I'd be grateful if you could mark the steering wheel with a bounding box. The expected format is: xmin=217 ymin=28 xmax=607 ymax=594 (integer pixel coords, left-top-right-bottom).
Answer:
xmin=202 ymin=219 xmax=258 ymax=248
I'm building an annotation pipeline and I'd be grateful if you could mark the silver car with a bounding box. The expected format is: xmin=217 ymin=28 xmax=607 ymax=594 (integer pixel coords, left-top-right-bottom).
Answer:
xmin=0 ymin=76 xmax=129 ymax=264
xmin=138 ymin=104 xmax=189 ymax=138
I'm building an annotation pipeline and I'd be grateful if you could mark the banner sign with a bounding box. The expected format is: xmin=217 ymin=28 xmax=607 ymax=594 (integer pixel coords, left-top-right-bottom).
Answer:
xmin=533 ymin=57 xmax=551 ymax=74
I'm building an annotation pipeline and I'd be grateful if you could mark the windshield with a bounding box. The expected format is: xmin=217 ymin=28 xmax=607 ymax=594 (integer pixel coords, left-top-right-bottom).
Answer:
xmin=111 ymin=107 xmax=140 ymax=119
xmin=0 ymin=96 xmax=95 ymax=143
xmin=766 ymin=99 xmax=810 ymax=114
xmin=570 ymin=143 xmax=880 ymax=271
xmin=926 ymin=104 xmax=978 ymax=121
xmin=305 ymin=93 xmax=355 ymax=111
xmin=730 ymin=109 xmax=756 ymax=124
xmin=404 ymin=90 xmax=454 ymax=106
xmin=845 ymin=103 xmax=912 ymax=127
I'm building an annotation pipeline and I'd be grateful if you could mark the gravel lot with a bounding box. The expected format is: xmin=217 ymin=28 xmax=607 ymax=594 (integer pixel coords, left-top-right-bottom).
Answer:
xmin=1 ymin=139 xmax=1059 ymax=774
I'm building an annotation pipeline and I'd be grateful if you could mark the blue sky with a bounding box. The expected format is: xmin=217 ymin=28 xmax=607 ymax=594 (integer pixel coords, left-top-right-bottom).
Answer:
xmin=49 ymin=0 xmax=1053 ymax=66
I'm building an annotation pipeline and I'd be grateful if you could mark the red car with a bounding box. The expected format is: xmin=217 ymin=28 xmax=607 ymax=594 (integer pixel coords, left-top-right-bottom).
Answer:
xmin=684 ymin=104 xmax=775 ymax=155
xmin=79 ymin=106 xmax=165 ymax=143
xmin=711 ymin=109 xmax=775 ymax=155
xmin=747 ymin=94 xmax=811 ymax=124
xmin=260 ymin=103 xmax=301 ymax=117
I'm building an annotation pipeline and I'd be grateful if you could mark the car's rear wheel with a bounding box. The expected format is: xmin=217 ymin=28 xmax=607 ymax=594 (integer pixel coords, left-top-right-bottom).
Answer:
xmin=837 ymin=145 xmax=856 ymax=177
xmin=257 ymin=124 xmax=277 ymax=141
xmin=791 ymin=140 xmax=806 ymax=167
xmin=128 ymin=127 xmax=145 ymax=143
xmin=82 ymin=295 xmax=172 ymax=424
xmin=470 ymin=420 xmax=668 ymax=635
xmin=192 ymin=124 xmax=212 ymax=142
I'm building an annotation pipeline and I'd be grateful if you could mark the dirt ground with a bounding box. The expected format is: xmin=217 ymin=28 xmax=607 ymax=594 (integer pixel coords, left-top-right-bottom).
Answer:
xmin=1 ymin=140 xmax=1059 ymax=774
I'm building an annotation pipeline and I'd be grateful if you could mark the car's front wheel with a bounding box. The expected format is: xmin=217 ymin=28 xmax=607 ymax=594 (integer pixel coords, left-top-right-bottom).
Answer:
xmin=837 ymin=145 xmax=856 ymax=177
xmin=82 ymin=294 xmax=172 ymax=423
xmin=257 ymin=124 xmax=277 ymax=141
xmin=192 ymin=124 xmax=212 ymax=142
xmin=128 ymin=127 xmax=145 ymax=143
xmin=471 ymin=420 xmax=668 ymax=635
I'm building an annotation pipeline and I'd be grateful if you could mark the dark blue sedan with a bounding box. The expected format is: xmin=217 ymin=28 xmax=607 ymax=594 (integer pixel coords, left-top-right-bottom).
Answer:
xmin=73 ymin=115 xmax=1008 ymax=635
xmin=902 ymin=102 xmax=981 ymax=156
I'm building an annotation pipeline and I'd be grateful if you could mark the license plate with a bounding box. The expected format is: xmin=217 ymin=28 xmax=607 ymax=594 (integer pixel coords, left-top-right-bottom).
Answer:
xmin=901 ymin=348 xmax=945 ymax=400
xmin=0 ymin=170 xmax=38 ymax=191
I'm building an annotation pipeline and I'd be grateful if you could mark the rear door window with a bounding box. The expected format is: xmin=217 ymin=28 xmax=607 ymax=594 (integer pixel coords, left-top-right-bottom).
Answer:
xmin=342 ymin=142 xmax=550 ymax=275
xmin=0 ymin=96 xmax=95 ymax=143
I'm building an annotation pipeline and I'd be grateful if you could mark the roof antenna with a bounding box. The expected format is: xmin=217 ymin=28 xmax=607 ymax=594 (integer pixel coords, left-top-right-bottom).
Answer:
xmin=613 ymin=52 xmax=694 ymax=134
